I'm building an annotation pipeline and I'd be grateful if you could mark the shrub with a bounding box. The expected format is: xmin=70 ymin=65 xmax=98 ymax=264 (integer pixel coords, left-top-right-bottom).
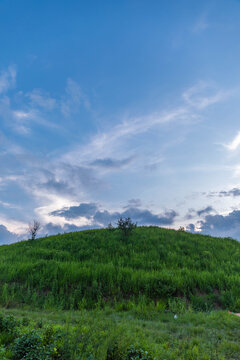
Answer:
xmin=0 ymin=314 xmax=18 ymax=333
xmin=106 ymin=341 xmax=126 ymax=360
xmin=126 ymin=345 xmax=156 ymax=360
xmin=12 ymin=331 xmax=49 ymax=360
xmin=0 ymin=345 xmax=12 ymax=359
xmin=21 ymin=317 xmax=30 ymax=326
xmin=117 ymin=217 xmax=136 ymax=239
xmin=178 ymin=226 xmax=185 ymax=232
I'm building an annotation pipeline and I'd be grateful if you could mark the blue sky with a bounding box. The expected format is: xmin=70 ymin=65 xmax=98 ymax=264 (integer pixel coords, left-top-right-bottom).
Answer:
xmin=2 ymin=0 xmax=240 ymax=242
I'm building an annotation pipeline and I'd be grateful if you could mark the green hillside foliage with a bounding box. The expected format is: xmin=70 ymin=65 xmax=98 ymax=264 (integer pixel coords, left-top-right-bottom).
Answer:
xmin=0 ymin=308 xmax=239 ymax=360
xmin=0 ymin=227 xmax=240 ymax=311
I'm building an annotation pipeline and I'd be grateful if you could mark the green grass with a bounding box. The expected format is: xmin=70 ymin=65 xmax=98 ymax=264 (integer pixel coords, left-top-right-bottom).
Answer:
xmin=0 ymin=308 xmax=239 ymax=359
xmin=0 ymin=226 xmax=239 ymax=311
xmin=0 ymin=227 xmax=240 ymax=358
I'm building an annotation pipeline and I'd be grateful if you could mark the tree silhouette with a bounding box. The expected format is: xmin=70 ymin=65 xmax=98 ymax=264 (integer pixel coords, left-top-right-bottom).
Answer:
xmin=28 ymin=220 xmax=41 ymax=240
xmin=117 ymin=217 xmax=136 ymax=239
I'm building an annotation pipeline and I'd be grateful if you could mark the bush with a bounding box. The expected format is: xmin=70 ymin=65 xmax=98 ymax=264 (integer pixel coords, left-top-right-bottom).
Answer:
xmin=12 ymin=331 xmax=49 ymax=360
xmin=117 ymin=217 xmax=136 ymax=239
xmin=0 ymin=314 xmax=18 ymax=333
xmin=0 ymin=345 xmax=12 ymax=359
xmin=126 ymin=345 xmax=156 ymax=360
xmin=106 ymin=341 xmax=126 ymax=360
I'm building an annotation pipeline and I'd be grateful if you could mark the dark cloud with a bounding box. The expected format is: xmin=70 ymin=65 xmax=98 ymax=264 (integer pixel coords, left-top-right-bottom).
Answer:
xmin=94 ymin=207 xmax=177 ymax=227
xmin=50 ymin=203 xmax=98 ymax=220
xmin=90 ymin=157 xmax=133 ymax=169
xmin=208 ymin=188 xmax=240 ymax=198
xmin=197 ymin=206 xmax=214 ymax=216
xmin=0 ymin=225 xmax=18 ymax=244
xmin=200 ymin=210 xmax=240 ymax=232
xmin=93 ymin=207 xmax=177 ymax=227
xmin=42 ymin=222 xmax=64 ymax=235
xmin=50 ymin=203 xmax=178 ymax=228
xmin=198 ymin=210 xmax=240 ymax=240
xmin=120 ymin=208 xmax=177 ymax=226
xmin=186 ymin=223 xmax=196 ymax=232
xmin=220 ymin=188 xmax=240 ymax=197
xmin=93 ymin=210 xmax=120 ymax=225
xmin=186 ymin=206 xmax=214 ymax=219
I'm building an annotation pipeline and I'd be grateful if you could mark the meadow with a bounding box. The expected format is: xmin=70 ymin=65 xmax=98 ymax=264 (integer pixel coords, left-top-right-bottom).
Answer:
xmin=0 ymin=227 xmax=240 ymax=359
xmin=0 ymin=307 xmax=239 ymax=359
xmin=0 ymin=227 xmax=240 ymax=311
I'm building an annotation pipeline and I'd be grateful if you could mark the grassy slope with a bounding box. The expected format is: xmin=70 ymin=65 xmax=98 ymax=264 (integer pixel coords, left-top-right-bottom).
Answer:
xmin=0 ymin=227 xmax=240 ymax=359
xmin=0 ymin=226 xmax=240 ymax=311
xmin=0 ymin=308 xmax=240 ymax=359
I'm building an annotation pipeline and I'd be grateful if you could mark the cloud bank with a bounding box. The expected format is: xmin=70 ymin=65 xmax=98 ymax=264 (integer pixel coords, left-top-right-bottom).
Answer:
xmin=50 ymin=203 xmax=178 ymax=228
xmin=0 ymin=225 xmax=19 ymax=244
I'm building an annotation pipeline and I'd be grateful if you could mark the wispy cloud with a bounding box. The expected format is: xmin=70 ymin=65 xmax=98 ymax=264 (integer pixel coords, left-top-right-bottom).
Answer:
xmin=0 ymin=200 xmax=20 ymax=209
xmin=207 ymin=187 xmax=240 ymax=198
xmin=63 ymin=107 xmax=189 ymax=167
xmin=0 ymin=68 xmax=88 ymax=136
xmin=0 ymin=66 xmax=16 ymax=94
xmin=26 ymin=89 xmax=57 ymax=110
xmin=224 ymin=132 xmax=240 ymax=151
xmin=90 ymin=157 xmax=133 ymax=169
xmin=0 ymin=66 xmax=234 ymax=236
xmin=182 ymin=81 xmax=230 ymax=110
xmin=63 ymin=81 xmax=229 ymax=171
xmin=61 ymin=78 xmax=90 ymax=116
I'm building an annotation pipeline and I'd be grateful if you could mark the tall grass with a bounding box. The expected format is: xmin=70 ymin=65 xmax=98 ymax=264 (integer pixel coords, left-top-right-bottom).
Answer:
xmin=0 ymin=308 xmax=240 ymax=359
xmin=0 ymin=227 xmax=239 ymax=311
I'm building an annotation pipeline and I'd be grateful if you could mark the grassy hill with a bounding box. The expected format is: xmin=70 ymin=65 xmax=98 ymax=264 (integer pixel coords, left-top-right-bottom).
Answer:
xmin=0 ymin=227 xmax=240 ymax=359
xmin=0 ymin=226 xmax=240 ymax=312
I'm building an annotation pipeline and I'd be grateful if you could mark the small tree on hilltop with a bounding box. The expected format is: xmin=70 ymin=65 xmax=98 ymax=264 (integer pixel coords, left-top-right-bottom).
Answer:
xmin=178 ymin=226 xmax=185 ymax=232
xmin=117 ymin=217 xmax=136 ymax=239
xmin=28 ymin=220 xmax=41 ymax=240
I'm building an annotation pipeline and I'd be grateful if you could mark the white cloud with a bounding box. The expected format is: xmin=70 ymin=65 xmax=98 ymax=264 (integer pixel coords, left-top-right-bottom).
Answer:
xmin=13 ymin=110 xmax=32 ymax=119
xmin=224 ymin=132 xmax=240 ymax=151
xmin=63 ymin=107 xmax=189 ymax=168
xmin=0 ymin=100 xmax=60 ymax=135
xmin=26 ymin=89 xmax=56 ymax=110
xmin=63 ymin=82 xmax=228 ymax=169
xmin=61 ymin=78 xmax=90 ymax=116
xmin=0 ymin=215 xmax=26 ymax=234
xmin=0 ymin=74 xmax=233 ymax=235
xmin=0 ymin=200 xmax=20 ymax=209
xmin=0 ymin=65 xmax=16 ymax=94
xmin=182 ymin=81 xmax=230 ymax=110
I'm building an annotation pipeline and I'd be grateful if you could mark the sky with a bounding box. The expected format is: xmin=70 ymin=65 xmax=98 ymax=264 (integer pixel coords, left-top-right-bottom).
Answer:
xmin=2 ymin=0 xmax=240 ymax=242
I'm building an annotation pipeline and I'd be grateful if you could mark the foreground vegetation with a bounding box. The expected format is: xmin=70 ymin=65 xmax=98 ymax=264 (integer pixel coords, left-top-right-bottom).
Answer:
xmin=0 ymin=227 xmax=240 ymax=359
xmin=0 ymin=227 xmax=240 ymax=311
xmin=0 ymin=307 xmax=239 ymax=360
